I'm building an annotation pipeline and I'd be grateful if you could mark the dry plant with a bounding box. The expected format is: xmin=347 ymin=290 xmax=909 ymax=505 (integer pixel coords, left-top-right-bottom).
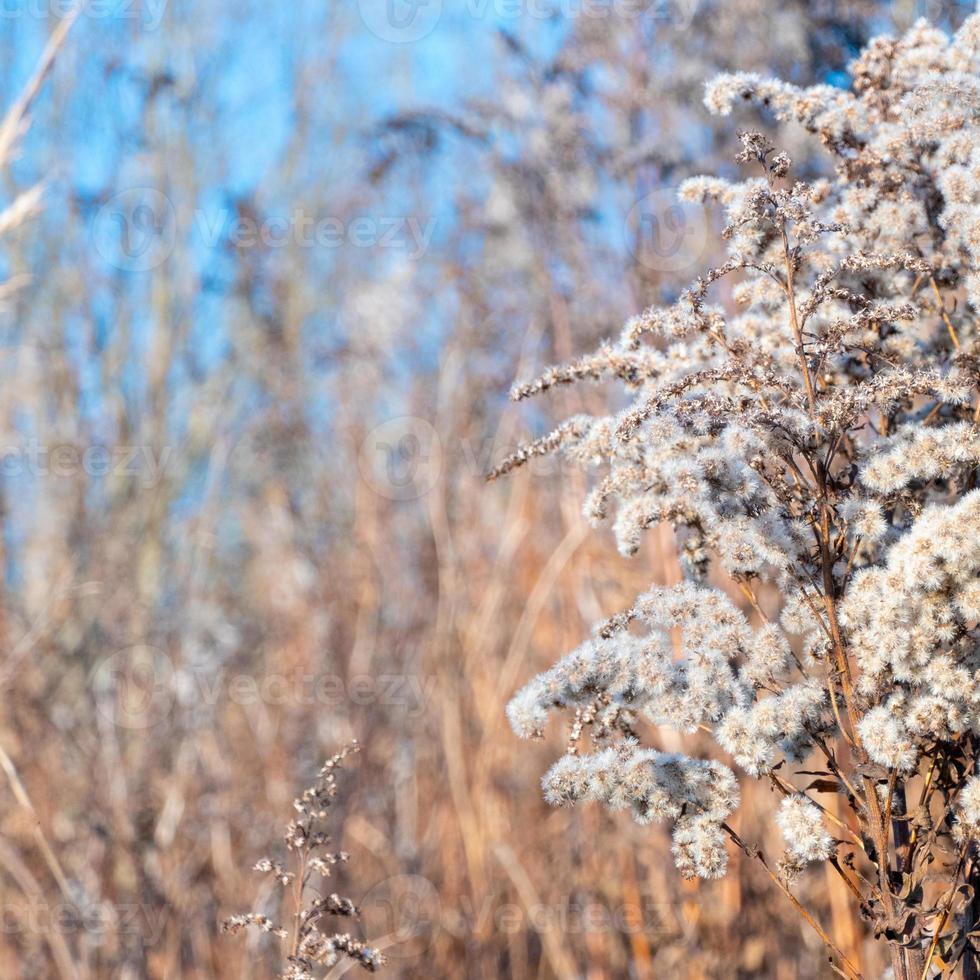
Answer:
xmin=0 ymin=9 xmax=75 ymax=305
xmin=223 ymin=743 xmax=384 ymax=977
xmin=498 ymin=15 xmax=980 ymax=980
xmin=4 ymin=4 xmax=977 ymax=979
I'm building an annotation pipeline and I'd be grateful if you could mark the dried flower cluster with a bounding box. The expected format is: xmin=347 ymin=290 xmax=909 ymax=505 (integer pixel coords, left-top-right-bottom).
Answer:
xmin=223 ymin=744 xmax=384 ymax=977
xmin=497 ymin=16 xmax=980 ymax=980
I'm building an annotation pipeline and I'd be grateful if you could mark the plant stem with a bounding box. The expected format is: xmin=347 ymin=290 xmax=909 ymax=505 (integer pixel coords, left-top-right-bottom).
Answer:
xmin=722 ymin=823 xmax=863 ymax=980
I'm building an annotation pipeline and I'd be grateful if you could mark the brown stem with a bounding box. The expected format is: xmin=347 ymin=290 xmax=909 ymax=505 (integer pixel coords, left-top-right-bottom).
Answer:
xmin=722 ymin=823 xmax=863 ymax=980
xmin=781 ymin=226 xmax=818 ymax=414
xmin=920 ymin=843 xmax=971 ymax=980
xmin=929 ymin=274 xmax=960 ymax=351
xmin=960 ymin=843 xmax=980 ymax=979
xmin=812 ymin=461 xmax=910 ymax=972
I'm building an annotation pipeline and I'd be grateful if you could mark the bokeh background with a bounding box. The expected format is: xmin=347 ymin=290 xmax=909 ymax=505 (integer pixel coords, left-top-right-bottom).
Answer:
xmin=0 ymin=1 xmax=975 ymax=977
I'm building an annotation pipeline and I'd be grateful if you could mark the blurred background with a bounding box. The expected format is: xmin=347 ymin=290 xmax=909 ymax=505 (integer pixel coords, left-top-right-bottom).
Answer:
xmin=0 ymin=1 xmax=974 ymax=977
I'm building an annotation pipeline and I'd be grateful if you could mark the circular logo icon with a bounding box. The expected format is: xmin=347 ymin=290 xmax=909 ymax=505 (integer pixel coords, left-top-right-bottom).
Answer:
xmin=359 ymin=417 xmax=442 ymax=501
xmin=357 ymin=0 xmax=442 ymax=43
xmin=90 ymin=645 xmax=176 ymax=729
xmin=360 ymin=874 xmax=441 ymax=960
xmin=626 ymin=187 xmax=708 ymax=275
xmin=92 ymin=188 xmax=176 ymax=273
